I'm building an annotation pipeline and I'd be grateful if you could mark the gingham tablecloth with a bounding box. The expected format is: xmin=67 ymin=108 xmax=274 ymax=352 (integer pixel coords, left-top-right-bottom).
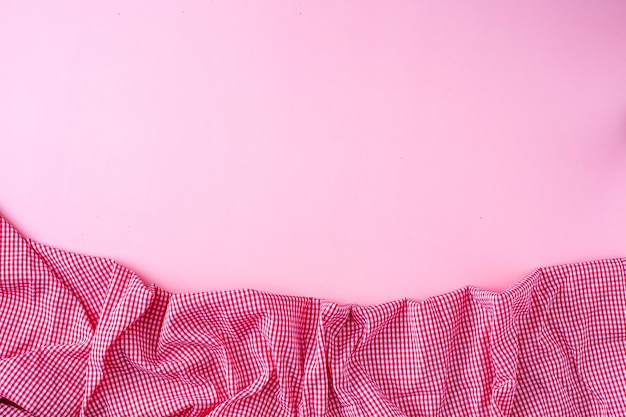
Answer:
xmin=0 ymin=214 xmax=625 ymax=416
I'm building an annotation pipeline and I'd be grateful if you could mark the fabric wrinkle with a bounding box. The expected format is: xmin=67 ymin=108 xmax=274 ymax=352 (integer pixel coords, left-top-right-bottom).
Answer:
xmin=1 ymin=213 xmax=626 ymax=416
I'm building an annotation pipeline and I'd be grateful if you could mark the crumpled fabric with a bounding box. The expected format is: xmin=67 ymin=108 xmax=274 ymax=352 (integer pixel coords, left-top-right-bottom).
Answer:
xmin=0 ymin=213 xmax=625 ymax=416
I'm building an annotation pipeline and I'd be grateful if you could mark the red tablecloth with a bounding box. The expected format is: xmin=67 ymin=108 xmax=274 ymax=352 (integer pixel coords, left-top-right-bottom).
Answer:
xmin=1 ymin=214 xmax=625 ymax=416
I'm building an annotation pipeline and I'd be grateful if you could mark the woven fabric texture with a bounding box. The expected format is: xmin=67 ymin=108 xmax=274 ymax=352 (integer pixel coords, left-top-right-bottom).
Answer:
xmin=0 ymin=214 xmax=625 ymax=416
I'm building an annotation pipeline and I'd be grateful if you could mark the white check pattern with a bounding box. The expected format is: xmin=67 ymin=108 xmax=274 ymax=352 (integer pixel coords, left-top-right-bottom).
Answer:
xmin=0 ymin=213 xmax=625 ymax=416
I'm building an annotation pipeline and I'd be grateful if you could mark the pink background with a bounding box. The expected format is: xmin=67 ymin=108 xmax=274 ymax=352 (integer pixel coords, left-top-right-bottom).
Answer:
xmin=2 ymin=0 xmax=626 ymax=304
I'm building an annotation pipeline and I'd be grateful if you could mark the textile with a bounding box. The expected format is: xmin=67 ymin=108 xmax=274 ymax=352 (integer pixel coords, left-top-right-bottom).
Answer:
xmin=0 ymin=214 xmax=625 ymax=416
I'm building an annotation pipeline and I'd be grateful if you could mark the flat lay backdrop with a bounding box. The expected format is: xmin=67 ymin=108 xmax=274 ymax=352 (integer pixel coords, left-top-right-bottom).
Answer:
xmin=1 ymin=0 xmax=626 ymax=304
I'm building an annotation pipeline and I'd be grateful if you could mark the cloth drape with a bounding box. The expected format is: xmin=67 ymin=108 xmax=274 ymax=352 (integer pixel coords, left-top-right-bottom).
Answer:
xmin=1 ymin=214 xmax=625 ymax=416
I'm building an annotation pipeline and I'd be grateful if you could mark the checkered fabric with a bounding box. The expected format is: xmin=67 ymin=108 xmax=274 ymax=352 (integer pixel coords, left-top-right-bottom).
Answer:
xmin=1 ymin=214 xmax=625 ymax=416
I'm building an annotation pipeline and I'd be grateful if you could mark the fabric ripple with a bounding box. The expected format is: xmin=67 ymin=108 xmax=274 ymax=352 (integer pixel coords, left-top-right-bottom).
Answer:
xmin=0 ymin=214 xmax=625 ymax=416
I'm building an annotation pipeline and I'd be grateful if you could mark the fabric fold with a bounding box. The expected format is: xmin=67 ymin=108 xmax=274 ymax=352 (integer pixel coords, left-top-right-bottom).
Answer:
xmin=1 ymin=213 xmax=625 ymax=416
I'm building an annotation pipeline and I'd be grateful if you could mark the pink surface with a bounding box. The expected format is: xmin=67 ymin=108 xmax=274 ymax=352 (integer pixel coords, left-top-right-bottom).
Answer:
xmin=1 ymin=0 xmax=626 ymax=304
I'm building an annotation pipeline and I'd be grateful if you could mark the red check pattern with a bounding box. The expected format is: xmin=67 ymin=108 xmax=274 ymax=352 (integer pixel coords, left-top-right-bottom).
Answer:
xmin=1 ymin=213 xmax=625 ymax=416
